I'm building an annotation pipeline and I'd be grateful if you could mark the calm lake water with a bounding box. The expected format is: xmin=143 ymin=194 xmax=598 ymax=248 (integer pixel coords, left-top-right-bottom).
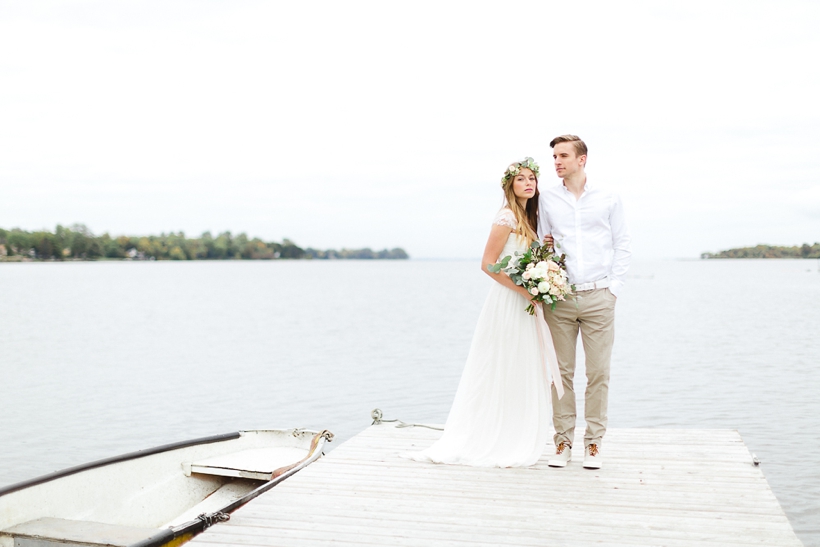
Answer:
xmin=1 ymin=259 xmax=818 ymax=544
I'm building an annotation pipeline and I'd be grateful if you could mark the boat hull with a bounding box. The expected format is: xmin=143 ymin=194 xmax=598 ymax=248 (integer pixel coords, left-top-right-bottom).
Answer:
xmin=0 ymin=429 xmax=330 ymax=547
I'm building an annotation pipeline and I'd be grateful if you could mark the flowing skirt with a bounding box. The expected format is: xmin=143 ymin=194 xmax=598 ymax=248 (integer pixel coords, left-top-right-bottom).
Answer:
xmin=402 ymin=283 xmax=552 ymax=467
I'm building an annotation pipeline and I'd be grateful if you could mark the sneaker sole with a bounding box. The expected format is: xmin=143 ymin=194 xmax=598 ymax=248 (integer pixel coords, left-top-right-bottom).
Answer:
xmin=548 ymin=458 xmax=571 ymax=468
xmin=583 ymin=461 xmax=601 ymax=469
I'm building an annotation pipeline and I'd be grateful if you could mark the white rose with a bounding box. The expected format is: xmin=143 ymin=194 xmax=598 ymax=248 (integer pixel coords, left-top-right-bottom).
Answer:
xmin=530 ymin=287 xmax=539 ymax=295
xmin=548 ymin=261 xmax=559 ymax=272
xmin=522 ymin=271 xmax=531 ymax=280
xmin=537 ymin=281 xmax=550 ymax=293
xmin=550 ymin=285 xmax=561 ymax=296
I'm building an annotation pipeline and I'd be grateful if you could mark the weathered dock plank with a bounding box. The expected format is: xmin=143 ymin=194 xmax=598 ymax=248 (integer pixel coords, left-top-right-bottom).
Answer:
xmin=189 ymin=423 xmax=802 ymax=546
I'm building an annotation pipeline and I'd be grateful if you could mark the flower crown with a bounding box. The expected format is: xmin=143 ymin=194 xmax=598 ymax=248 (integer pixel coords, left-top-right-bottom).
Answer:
xmin=501 ymin=157 xmax=540 ymax=187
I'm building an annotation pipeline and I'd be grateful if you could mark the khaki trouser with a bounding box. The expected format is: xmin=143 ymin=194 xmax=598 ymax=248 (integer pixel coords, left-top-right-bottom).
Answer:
xmin=542 ymin=288 xmax=616 ymax=449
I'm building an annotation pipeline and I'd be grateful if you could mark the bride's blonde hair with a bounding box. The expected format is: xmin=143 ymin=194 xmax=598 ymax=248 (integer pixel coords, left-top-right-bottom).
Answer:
xmin=501 ymin=159 xmax=539 ymax=244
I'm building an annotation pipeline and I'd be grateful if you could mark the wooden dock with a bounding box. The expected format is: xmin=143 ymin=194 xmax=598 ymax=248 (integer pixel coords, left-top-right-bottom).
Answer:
xmin=189 ymin=422 xmax=802 ymax=546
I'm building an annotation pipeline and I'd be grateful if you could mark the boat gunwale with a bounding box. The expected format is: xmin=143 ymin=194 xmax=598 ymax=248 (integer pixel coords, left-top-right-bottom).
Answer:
xmin=129 ymin=430 xmax=333 ymax=547
xmin=0 ymin=431 xmax=242 ymax=498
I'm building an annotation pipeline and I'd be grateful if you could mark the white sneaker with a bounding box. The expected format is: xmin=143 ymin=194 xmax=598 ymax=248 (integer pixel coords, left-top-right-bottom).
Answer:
xmin=583 ymin=444 xmax=602 ymax=469
xmin=548 ymin=442 xmax=572 ymax=467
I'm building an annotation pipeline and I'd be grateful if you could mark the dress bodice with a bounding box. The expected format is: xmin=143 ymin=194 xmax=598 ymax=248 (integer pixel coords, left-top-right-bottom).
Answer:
xmin=493 ymin=208 xmax=528 ymax=260
xmin=499 ymin=233 xmax=528 ymax=261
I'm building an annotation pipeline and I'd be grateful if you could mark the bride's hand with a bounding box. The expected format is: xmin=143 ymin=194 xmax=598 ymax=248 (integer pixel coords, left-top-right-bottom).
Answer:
xmin=543 ymin=234 xmax=554 ymax=247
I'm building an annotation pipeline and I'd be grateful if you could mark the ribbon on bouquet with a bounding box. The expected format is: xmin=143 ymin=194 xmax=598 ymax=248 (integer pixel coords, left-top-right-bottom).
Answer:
xmin=533 ymin=304 xmax=564 ymax=399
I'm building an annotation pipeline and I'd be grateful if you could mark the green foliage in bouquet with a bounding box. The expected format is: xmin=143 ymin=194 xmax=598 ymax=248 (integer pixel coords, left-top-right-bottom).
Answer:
xmin=488 ymin=240 xmax=574 ymax=314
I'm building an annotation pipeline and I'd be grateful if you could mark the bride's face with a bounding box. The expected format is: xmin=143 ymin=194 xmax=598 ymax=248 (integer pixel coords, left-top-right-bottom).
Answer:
xmin=512 ymin=168 xmax=537 ymax=202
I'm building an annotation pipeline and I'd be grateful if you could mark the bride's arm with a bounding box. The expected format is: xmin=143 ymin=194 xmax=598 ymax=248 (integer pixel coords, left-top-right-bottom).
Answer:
xmin=481 ymin=225 xmax=534 ymax=300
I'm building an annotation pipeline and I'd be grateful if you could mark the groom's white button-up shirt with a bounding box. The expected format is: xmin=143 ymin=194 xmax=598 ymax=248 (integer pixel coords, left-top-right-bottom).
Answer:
xmin=538 ymin=181 xmax=632 ymax=296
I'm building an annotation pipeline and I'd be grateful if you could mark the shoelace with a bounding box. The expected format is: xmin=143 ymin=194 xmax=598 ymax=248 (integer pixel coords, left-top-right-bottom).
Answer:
xmin=588 ymin=444 xmax=599 ymax=457
xmin=556 ymin=442 xmax=569 ymax=455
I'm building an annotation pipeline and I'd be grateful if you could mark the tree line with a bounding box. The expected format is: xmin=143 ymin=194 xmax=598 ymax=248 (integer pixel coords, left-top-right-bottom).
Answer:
xmin=701 ymin=243 xmax=820 ymax=259
xmin=0 ymin=225 xmax=409 ymax=261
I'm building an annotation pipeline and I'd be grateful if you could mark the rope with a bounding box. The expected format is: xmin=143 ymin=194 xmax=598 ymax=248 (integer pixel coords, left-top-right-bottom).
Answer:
xmin=370 ymin=408 xmax=444 ymax=431
xmin=196 ymin=511 xmax=230 ymax=529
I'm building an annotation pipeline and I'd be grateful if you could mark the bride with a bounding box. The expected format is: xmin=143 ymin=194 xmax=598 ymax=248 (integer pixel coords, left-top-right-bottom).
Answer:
xmin=402 ymin=157 xmax=561 ymax=468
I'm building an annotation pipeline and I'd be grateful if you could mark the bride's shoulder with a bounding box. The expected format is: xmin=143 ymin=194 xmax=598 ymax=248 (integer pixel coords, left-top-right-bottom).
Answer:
xmin=492 ymin=207 xmax=516 ymax=229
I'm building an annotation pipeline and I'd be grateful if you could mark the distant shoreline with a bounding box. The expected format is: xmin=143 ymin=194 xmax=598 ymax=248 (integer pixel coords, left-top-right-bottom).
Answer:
xmin=701 ymin=243 xmax=820 ymax=259
xmin=0 ymin=225 xmax=408 ymax=261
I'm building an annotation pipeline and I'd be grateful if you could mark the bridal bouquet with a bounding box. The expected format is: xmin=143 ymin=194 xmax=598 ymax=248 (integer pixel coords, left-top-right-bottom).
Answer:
xmin=488 ymin=241 xmax=574 ymax=315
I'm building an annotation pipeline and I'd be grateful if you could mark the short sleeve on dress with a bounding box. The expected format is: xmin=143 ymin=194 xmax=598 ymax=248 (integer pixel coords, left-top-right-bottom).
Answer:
xmin=492 ymin=208 xmax=517 ymax=230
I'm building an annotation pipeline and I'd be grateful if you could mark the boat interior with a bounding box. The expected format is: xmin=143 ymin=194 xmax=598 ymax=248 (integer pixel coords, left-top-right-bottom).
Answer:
xmin=0 ymin=429 xmax=325 ymax=547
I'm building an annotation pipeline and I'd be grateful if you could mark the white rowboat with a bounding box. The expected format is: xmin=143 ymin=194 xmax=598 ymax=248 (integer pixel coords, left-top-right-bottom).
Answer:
xmin=0 ymin=428 xmax=333 ymax=547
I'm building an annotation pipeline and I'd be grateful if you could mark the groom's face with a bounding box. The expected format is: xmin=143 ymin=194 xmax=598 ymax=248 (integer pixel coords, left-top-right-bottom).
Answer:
xmin=553 ymin=142 xmax=585 ymax=179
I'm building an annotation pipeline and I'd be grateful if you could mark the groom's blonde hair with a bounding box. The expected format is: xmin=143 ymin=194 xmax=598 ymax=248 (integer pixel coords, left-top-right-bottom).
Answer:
xmin=550 ymin=135 xmax=588 ymax=159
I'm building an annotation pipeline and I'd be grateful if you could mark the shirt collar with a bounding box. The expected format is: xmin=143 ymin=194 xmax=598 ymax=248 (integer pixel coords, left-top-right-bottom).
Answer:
xmin=560 ymin=178 xmax=593 ymax=194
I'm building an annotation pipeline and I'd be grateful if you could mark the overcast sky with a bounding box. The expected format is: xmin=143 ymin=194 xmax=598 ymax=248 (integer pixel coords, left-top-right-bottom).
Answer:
xmin=1 ymin=1 xmax=818 ymax=258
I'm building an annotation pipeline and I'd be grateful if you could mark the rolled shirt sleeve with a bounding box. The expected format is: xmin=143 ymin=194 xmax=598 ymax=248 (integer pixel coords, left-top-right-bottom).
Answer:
xmin=607 ymin=193 xmax=631 ymax=297
xmin=537 ymin=194 xmax=553 ymax=241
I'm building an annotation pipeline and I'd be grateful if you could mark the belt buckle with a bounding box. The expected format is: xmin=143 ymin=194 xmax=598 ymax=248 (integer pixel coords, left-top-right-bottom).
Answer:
xmin=576 ymin=279 xmax=603 ymax=292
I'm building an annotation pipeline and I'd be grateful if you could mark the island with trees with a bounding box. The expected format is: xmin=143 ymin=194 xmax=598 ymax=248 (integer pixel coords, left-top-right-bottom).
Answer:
xmin=701 ymin=243 xmax=820 ymax=259
xmin=0 ymin=225 xmax=409 ymax=261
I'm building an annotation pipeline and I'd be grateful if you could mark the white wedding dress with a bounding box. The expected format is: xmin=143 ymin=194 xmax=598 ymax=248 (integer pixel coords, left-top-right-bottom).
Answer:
xmin=402 ymin=208 xmax=554 ymax=467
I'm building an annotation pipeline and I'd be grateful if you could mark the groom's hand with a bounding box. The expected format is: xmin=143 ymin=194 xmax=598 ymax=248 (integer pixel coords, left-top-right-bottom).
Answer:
xmin=543 ymin=234 xmax=554 ymax=246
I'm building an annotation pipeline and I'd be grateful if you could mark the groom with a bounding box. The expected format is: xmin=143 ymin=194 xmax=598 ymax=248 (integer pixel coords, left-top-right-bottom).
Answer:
xmin=538 ymin=135 xmax=631 ymax=469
